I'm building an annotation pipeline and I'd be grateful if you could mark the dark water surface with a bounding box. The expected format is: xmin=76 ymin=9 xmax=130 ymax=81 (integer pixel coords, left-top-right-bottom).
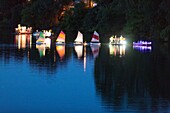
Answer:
xmin=0 ymin=34 xmax=170 ymax=113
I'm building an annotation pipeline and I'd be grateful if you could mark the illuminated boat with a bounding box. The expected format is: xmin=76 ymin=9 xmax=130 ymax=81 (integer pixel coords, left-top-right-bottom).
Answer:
xmin=43 ymin=30 xmax=52 ymax=37
xmin=56 ymin=31 xmax=66 ymax=45
xmin=74 ymin=31 xmax=83 ymax=45
xmin=33 ymin=30 xmax=40 ymax=37
xmin=15 ymin=24 xmax=32 ymax=34
xmin=133 ymin=40 xmax=152 ymax=46
xmin=109 ymin=35 xmax=126 ymax=45
xmin=90 ymin=31 xmax=101 ymax=46
xmin=36 ymin=31 xmax=46 ymax=44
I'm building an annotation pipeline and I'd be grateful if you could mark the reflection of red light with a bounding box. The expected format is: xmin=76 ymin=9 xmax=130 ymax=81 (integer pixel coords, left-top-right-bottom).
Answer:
xmin=15 ymin=34 xmax=32 ymax=49
xmin=114 ymin=48 xmax=116 ymax=56
xmin=91 ymin=45 xmax=100 ymax=58
xmin=109 ymin=45 xmax=126 ymax=56
xmin=27 ymin=35 xmax=30 ymax=44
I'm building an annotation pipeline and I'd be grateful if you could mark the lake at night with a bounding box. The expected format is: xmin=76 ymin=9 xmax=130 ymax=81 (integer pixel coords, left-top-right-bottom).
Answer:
xmin=0 ymin=34 xmax=170 ymax=113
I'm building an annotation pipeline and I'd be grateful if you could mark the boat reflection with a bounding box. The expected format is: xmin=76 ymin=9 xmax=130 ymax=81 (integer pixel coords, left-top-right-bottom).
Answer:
xmin=36 ymin=44 xmax=46 ymax=57
xmin=109 ymin=45 xmax=126 ymax=57
xmin=90 ymin=45 xmax=100 ymax=58
xmin=15 ymin=34 xmax=32 ymax=49
xmin=56 ymin=45 xmax=65 ymax=61
xmin=84 ymin=46 xmax=86 ymax=72
xmin=133 ymin=45 xmax=152 ymax=52
xmin=1 ymin=38 xmax=170 ymax=113
xmin=74 ymin=45 xmax=83 ymax=59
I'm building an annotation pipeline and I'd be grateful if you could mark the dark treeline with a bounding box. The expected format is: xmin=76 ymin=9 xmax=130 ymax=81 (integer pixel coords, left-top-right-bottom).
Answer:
xmin=0 ymin=0 xmax=169 ymax=42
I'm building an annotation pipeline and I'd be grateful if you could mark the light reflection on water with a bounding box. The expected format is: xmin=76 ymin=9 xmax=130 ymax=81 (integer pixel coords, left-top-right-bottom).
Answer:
xmin=0 ymin=34 xmax=170 ymax=113
xmin=133 ymin=45 xmax=152 ymax=52
xmin=15 ymin=34 xmax=32 ymax=49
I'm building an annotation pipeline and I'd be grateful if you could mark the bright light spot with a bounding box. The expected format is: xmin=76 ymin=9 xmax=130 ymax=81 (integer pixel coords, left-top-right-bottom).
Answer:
xmin=93 ymin=3 xmax=97 ymax=7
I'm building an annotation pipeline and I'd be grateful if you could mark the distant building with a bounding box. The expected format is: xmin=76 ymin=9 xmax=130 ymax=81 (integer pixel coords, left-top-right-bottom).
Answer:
xmin=73 ymin=0 xmax=96 ymax=8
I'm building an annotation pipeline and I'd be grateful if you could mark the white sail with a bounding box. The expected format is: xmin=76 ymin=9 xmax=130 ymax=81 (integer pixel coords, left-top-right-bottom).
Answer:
xmin=44 ymin=38 xmax=51 ymax=48
xmin=74 ymin=31 xmax=83 ymax=43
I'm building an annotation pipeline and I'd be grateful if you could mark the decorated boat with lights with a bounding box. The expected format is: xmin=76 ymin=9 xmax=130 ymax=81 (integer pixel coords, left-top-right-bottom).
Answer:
xmin=15 ymin=24 xmax=32 ymax=34
xmin=133 ymin=40 xmax=152 ymax=46
xmin=109 ymin=35 xmax=126 ymax=45
xmin=43 ymin=30 xmax=52 ymax=37
xmin=33 ymin=30 xmax=40 ymax=37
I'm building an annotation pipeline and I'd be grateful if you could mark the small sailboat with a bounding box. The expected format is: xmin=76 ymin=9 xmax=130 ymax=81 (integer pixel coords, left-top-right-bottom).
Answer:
xmin=90 ymin=31 xmax=101 ymax=45
xmin=56 ymin=31 xmax=66 ymax=45
xmin=36 ymin=31 xmax=45 ymax=44
xmin=74 ymin=31 xmax=83 ymax=45
xmin=74 ymin=45 xmax=83 ymax=59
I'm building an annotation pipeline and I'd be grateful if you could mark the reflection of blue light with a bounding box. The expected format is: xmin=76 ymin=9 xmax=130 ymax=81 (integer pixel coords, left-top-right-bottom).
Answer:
xmin=133 ymin=45 xmax=152 ymax=52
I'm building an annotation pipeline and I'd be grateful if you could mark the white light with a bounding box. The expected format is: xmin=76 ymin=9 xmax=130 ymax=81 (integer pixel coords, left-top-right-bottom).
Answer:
xmin=120 ymin=40 xmax=126 ymax=45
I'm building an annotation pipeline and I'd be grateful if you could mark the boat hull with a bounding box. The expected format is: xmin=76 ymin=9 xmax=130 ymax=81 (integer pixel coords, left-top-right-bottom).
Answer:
xmin=56 ymin=42 xmax=65 ymax=45
xmin=36 ymin=42 xmax=46 ymax=45
xmin=90 ymin=42 xmax=101 ymax=46
xmin=73 ymin=42 xmax=83 ymax=45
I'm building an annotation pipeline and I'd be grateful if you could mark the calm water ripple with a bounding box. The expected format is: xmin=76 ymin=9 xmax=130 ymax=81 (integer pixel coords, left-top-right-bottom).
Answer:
xmin=0 ymin=34 xmax=170 ymax=113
